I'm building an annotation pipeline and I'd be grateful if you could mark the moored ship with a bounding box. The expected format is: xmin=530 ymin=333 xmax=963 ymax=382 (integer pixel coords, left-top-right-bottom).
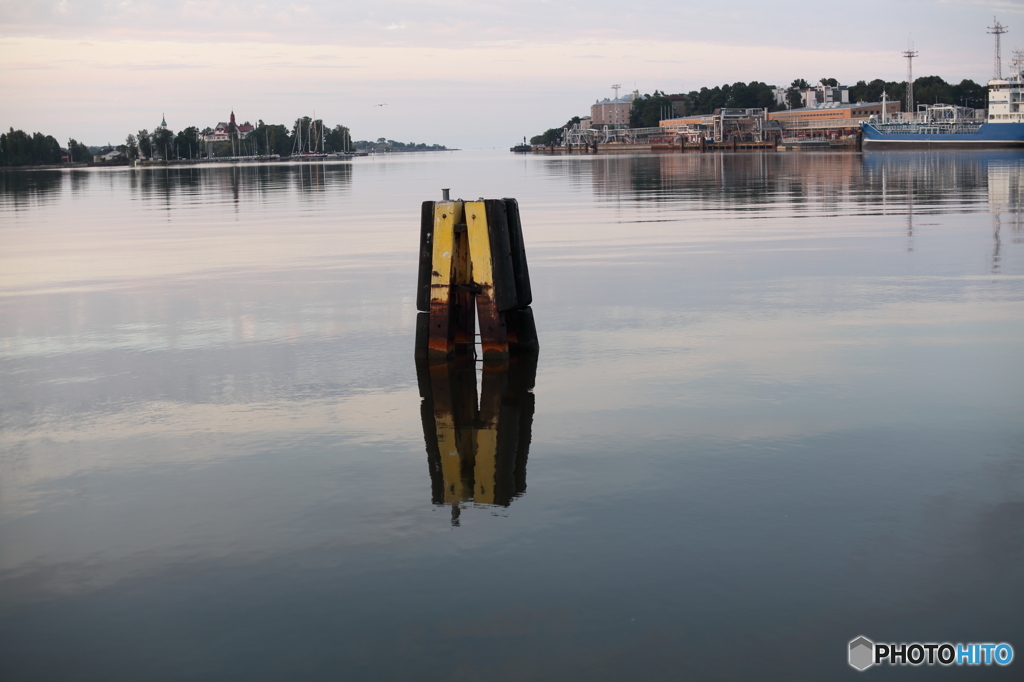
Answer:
xmin=862 ymin=47 xmax=1024 ymax=149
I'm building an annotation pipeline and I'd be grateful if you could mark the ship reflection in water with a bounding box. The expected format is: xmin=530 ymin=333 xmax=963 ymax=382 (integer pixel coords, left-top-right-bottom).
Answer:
xmin=416 ymin=352 xmax=538 ymax=525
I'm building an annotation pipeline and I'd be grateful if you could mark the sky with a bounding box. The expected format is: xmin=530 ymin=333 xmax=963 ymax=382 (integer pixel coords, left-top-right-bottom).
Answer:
xmin=1 ymin=0 xmax=1023 ymax=148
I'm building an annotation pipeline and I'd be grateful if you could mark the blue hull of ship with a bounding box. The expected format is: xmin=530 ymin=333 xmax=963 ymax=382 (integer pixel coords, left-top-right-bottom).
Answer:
xmin=861 ymin=121 xmax=1024 ymax=148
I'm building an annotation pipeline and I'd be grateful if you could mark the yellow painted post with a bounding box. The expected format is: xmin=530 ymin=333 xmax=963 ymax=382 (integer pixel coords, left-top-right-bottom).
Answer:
xmin=417 ymin=194 xmax=535 ymax=360
xmin=427 ymin=201 xmax=471 ymax=357
xmin=464 ymin=201 xmax=509 ymax=360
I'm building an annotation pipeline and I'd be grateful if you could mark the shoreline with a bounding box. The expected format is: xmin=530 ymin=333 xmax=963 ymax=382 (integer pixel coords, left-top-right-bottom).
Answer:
xmin=1 ymin=149 xmax=460 ymax=172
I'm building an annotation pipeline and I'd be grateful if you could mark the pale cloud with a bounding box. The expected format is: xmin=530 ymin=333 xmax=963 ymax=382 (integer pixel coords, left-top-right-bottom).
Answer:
xmin=943 ymin=0 xmax=1024 ymax=15
xmin=0 ymin=1 xmax=1016 ymax=146
xmin=0 ymin=0 xmax=1005 ymax=49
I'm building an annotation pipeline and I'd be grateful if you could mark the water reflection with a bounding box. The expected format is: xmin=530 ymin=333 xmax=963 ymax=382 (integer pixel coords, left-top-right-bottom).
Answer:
xmin=0 ymin=163 xmax=355 ymax=216
xmin=0 ymin=150 xmax=1021 ymax=679
xmin=541 ymin=153 xmax=864 ymax=210
xmin=0 ymin=170 xmax=63 ymax=209
xmin=416 ymin=353 xmax=537 ymax=524
xmin=124 ymin=162 xmax=353 ymax=203
xmin=989 ymin=159 xmax=1024 ymax=272
xmin=536 ymin=151 xmax=1012 ymax=216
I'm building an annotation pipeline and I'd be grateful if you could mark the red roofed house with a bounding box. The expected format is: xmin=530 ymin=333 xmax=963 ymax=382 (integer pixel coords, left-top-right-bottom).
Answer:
xmin=203 ymin=111 xmax=254 ymax=142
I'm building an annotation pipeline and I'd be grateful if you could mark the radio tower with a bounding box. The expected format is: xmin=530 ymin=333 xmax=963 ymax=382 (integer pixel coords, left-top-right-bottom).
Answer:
xmin=988 ymin=17 xmax=1008 ymax=79
xmin=611 ymin=84 xmax=622 ymax=100
xmin=902 ymin=41 xmax=918 ymax=117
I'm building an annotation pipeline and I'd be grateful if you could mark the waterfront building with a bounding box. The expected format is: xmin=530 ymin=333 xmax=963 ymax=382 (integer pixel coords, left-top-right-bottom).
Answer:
xmin=801 ymin=83 xmax=850 ymax=107
xmin=768 ymin=101 xmax=901 ymax=123
xmin=94 ymin=149 xmax=126 ymax=162
xmin=203 ymin=111 xmax=254 ymax=143
xmin=656 ymin=101 xmax=902 ymax=144
xmin=591 ymin=90 xmax=638 ymax=128
xmin=659 ymin=108 xmax=767 ymax=143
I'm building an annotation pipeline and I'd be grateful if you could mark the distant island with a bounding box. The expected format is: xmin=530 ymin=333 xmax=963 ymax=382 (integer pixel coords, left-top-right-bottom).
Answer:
xmin=1 ymin=115 xmax=449 ymax=168
xmin=353 ymin=138 xmax=449 ymax=153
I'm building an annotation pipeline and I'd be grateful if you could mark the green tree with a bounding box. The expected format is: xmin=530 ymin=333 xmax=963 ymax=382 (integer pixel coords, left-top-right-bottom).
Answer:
xmin=849 ymin=80 xmax=870 ymax=102
xmin=787 ymin=79 xmax=809 ymax=109
xmin=324 ymin=123 xmax=351 ymax=152
xmin=685 ymin=86 xmax=722 ymax=115
xmin=67 ymin=138 xmax=91 ymax=162
xmin=122 ymin=134 xmax=138 ymax=161
xmin=726 ymin=82 xmax=752 ymax=108
xmin=1 ymin=129 xmax=62 ymax=165
xmin=683 ymin=82 xmax=780 ymax=115
xmin=914 ymin=76 xmax=952 ymax=106
xmin=352 ymin=138 xmax=447 ymax=152
xmin=34 ymin=132 xmax=60 ymax=164
xmin=174 ymin=127 xmax=201 ymax=159
xmin=291 ymin=116 xmax=315 ymax=152
xmin=951 ymin=79 xmax=986 ymax=108
xmin=152 ymin=126 xmax=174 ymax=160
xmin=529 ymin=128 xmax=562 ymax=145
xmin=1 ymin=128 xmax=32 ymax=165
xmin=254 ymin=122 xmax=291 ymax=155
xmin=630 ymin=91 xmax=673 ymax=127
xmin=137 ymin=129 xmax=152 ymax=159
xmin=849 ymin=79 xmax=897 ymax=104
xmin=749 ymin=81 xmax=781 ymax=110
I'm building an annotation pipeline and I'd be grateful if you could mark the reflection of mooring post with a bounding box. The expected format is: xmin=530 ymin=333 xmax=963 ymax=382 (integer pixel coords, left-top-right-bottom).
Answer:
xmin=416 ymin=192 xmax=538 ymax=361
xmin=416 ymin=352 xmax=538 ymax=514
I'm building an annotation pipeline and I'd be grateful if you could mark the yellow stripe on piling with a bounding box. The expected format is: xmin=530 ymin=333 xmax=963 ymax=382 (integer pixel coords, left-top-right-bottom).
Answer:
xmin=464 ymin=202 xmax=494 ymax=293
xmin=427 ymin=201 xmax=464 ymax=356
xmin=465 ymin=201 xmax=509 ymax=360
xmin=430 ymin=201 xmax=459 ymax=303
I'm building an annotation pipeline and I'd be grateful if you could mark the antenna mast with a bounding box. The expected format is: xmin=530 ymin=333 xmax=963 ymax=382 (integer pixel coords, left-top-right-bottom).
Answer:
xmin=611 ymin=84 xmax=621 ymax=100
xmin=988 ymin=17 xmax=1008 ymax=80
xmin=902 ymin=41 xmax=918 ymax=117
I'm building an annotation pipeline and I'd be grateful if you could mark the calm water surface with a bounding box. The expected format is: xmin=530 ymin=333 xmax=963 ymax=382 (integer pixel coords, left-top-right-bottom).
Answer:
xmin=1 ymin=151 xmax=1022 ymax=680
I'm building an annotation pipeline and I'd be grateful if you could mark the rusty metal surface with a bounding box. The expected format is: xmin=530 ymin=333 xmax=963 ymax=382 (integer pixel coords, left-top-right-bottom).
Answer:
xmin=480 ymin=199 xmax=518 ymax=312
xmin=426 ymin=201 xmax=473 ymax=358
xmin=465 ymin=201 xmax=510 ymax=360
xmin=418 ymin=197 xmax=537 ymax=361
xmin=416 ymin=353 xmax=537 ymax=509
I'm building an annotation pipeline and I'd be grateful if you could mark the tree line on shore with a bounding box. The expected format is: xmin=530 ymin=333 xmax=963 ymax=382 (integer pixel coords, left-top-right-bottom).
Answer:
xmin=121 ymin=117 xmax=353 ymax=161
xmin=2 ymin=118 xmax=450 ymax=167
xmin=531 ymin=74 xmax=988 ymax=144
xmin=354 ymin=138 xmax=449 ymax=153
xmin=0 ymin=128 xmax=90 ymax=167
